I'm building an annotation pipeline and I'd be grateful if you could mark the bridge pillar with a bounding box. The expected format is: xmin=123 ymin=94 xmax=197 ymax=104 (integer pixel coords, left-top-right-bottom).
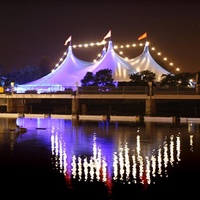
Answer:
xmin=72 ymin=95 xmax=79 ymax=119
xmin=16 ymin=99 xmax=28 ymax=113
xmin=7 ymin=99 xmax=17 ymax=113
xmin=7 ymin=99 xmax=28 ymax=113
xmin=145 ymin=99 xmax=156 ymax=116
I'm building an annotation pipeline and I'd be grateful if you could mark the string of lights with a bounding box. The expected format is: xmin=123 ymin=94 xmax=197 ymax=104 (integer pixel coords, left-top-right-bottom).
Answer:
xmin=53 ymin=40 xmax=180 ymax=73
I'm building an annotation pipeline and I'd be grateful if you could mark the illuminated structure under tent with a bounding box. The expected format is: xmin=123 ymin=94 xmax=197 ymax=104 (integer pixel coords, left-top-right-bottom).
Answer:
xmin=128 ymin=42 xmax=170 ymax=82
xmin=16 ymin=45 xmax=95 ymax=93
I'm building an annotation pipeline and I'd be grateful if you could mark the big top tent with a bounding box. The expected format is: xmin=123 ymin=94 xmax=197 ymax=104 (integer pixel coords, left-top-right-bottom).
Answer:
xmin=16 ymin=35 xmax=172 ymax=93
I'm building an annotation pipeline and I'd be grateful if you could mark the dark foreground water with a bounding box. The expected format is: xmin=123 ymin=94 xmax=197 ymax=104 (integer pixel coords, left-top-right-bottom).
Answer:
xmin=0 ymin=117 xmax=200 ymax=199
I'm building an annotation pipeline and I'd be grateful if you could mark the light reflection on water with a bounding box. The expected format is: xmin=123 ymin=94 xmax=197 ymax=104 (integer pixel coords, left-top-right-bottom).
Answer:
xmin=1 ymin=117 xmax=199 ymax=198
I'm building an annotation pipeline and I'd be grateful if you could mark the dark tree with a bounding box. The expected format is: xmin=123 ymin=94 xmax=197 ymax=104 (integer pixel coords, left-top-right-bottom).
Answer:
xmin=81 ymin=71 xmax=95 ymax=86
xmin=159 ymin=73 xmax=177 ymax=86
xmin=129 ymin=70 xmax=156 ymax=85
xmin=94 ymin=69 xmax=115 ymax=86
xmin=159 ymin=72 xmax=195 ymax=87
xmin=81 ymin=69 xmax=115 ymax=86
xmin=6 ymin=65 xmax=43 ymax=85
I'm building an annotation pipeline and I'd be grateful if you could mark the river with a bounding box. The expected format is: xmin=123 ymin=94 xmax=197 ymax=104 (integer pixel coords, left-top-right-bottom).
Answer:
xmin=0 ymin=116 xmax=199 ymax=199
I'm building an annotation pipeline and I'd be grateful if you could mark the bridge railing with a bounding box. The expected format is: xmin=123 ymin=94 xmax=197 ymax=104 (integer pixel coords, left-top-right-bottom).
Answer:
xmin=4 ymin=85 xmax=199 ymax=95
xmin=153 ymin=86 xmax=198 ymax=95
xmin=77 ymin=86 xmax=198 ymax=95
xmin=77 ymin=86 xmax=148 ymax=95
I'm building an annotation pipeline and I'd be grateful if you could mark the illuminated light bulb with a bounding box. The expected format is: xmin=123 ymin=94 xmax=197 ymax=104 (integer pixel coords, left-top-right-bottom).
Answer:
xmin=163 ymin=57 xmax=167 ymax=61
xmin=157 ymin=52 xmax=161 ymax=56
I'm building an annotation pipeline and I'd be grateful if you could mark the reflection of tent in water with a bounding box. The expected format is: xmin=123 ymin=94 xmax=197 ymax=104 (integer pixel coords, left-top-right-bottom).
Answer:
xmin=16 ymin=36 xmax=171 ymax=93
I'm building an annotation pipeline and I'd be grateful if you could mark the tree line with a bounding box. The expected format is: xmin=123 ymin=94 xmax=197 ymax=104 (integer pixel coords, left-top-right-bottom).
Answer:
xmin=0 ymin=61 xmax=199 ymax=88
xmin=81 ymin=69 xmax=199 ymax=87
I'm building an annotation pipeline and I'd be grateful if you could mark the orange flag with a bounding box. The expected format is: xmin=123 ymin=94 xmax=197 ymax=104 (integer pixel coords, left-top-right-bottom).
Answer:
xmin=138 ymin=32 xmax=147 ymax=40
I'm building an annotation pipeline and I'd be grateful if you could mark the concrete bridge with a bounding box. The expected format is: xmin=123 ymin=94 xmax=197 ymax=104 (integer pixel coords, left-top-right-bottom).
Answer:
xmin=0 ymin=86 xmax=200 ymax=116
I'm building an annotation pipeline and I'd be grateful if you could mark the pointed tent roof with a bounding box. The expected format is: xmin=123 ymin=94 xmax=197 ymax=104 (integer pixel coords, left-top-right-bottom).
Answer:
xmin=18 ymin=45 xmax=94 ymax=91
xmin=79 ymin=40 xmax=137 ymax=82
xmin=128 ymin=42 xmax=170 ymax=82
xmin=17 ymin=40 xmax=171 ymax=93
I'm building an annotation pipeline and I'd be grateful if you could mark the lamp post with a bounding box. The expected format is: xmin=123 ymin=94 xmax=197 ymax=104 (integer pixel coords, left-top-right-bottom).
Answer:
xmin=11 ymin=81 xmax=14 ymax=94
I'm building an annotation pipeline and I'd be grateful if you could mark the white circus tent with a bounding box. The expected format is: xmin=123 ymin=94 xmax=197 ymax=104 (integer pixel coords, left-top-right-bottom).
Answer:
xmin=16 ymin=34 xmax=171 ymax=93
xmin=128 ymin=42 xmax=170 ymax=82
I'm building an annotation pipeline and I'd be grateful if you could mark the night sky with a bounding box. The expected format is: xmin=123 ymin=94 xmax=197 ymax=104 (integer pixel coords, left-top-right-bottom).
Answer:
xmin=0 ymin=0 xmax=199 ymax=73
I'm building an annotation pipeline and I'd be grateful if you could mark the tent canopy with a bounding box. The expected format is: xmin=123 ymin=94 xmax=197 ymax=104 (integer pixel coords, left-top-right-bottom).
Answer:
xmin=17 ymin=40 xmax=171 ymax=93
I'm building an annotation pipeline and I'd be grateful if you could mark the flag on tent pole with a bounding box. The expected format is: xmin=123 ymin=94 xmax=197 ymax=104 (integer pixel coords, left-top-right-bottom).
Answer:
xmin=104 ymin=30 xmax=111 ymax=39
xmin=98 ymin=30 xmax=111 ymax=45
xmin=64 ymin=36 xmax=72 ymax=45
xmin=138 ymin=32 xmax=147 ymax=40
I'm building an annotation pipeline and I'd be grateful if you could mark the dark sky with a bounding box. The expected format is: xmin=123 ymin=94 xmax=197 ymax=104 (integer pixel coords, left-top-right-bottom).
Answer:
xmin=0 ymin=0 xmax=199 ymax=73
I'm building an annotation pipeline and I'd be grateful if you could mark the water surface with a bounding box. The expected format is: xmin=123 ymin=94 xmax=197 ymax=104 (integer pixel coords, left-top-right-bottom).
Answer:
xmin=0 ymin=117 xmax=199 ymax=199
